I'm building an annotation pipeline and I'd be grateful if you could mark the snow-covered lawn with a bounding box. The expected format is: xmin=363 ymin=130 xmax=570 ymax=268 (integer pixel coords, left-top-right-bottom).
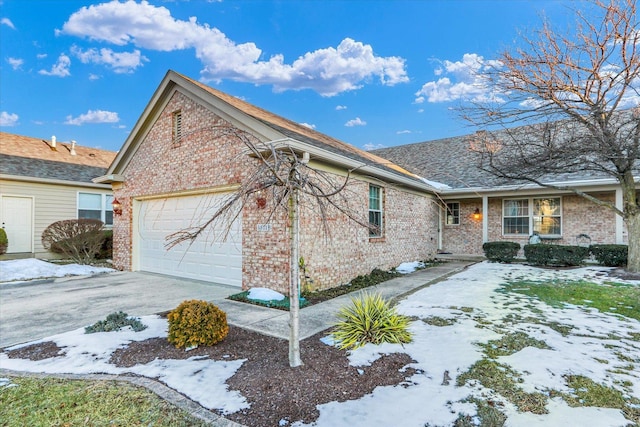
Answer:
xmin=1 ymin=262 xmax=639 ymax=426
xmin=0 ymin=258 xmax=114 ymax=283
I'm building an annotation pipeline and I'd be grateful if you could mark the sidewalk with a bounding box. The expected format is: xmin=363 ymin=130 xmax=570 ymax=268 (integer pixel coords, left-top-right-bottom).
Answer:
xmin=219 ymin=260 xmax=475 ymax=340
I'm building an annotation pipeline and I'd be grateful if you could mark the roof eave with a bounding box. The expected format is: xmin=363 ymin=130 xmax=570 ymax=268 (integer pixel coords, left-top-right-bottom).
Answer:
xmin=438 ymin=176 xmax=639 ymax=198
xmin=93 ymin=174 xmax=126 ymax=184
xmin=2 ymin=174 xmax=113 ymax=189
xmin=263 ymin=138 xmax=437 ymax=193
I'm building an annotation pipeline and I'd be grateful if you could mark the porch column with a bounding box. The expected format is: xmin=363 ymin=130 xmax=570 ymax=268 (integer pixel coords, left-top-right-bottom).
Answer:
xmin=615 ymin=188 xmax=624 ymax=244
xmin=482 ymin=195 xmax=489 ymax=243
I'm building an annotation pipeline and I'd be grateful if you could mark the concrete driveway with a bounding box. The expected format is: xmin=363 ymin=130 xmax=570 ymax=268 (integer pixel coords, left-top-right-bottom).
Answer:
xmin=0 ymin=271 xmax=239 ymax=348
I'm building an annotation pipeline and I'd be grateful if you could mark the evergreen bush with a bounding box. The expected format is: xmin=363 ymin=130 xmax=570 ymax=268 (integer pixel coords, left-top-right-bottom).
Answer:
xmin=332 ymin=291 xmax=412 ymax=350
xmin=482 ymin=241 xmax=521 ymax=263
xmin=85 ymin=311 xmax=147 ymax=333
xmin=524 ymin=244 xmax=589 ymax=266
xmin=589 ymin=244 xmax=628 ymax=267
xmin=0 ymin=228 xmax=7 ymax=255
xmin=167 ymin=300 xmax=229 ymax=349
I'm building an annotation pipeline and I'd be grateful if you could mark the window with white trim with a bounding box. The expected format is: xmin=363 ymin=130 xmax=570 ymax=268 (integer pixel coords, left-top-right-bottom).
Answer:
xmin=503 ymin=197 xmax=561 ymax=237
xmin=445 ymin=202 xmax=460 ymax=225
xmin=368 ymin=185 xmax=383 ymax=237
xmin=533 ymin=197 xmax=561 ymax=236
xmin=78 ymin=193 xmax=113 ymax=226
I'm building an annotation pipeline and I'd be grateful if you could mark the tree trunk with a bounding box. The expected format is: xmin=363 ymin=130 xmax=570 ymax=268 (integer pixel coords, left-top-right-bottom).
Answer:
xmin=626 ymin=211 xmax=640 ymax=273
xmin=288 ymin=187 xmax=303 ymax=367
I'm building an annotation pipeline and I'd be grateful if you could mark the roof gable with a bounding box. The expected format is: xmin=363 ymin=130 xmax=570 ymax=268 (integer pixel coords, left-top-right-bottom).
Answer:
xmin=106 ymin=70 xmax=430 ymax=191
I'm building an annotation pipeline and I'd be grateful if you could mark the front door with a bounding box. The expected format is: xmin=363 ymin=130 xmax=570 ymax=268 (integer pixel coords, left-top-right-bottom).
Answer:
xmin=1 ymin=195 xmax=33 ymax=253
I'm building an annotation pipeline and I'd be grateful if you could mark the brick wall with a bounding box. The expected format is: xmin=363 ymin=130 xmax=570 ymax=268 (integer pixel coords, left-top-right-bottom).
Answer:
xmin=441 ymin=200 xmax=484 ymax=254
xmin=442 ymin=192 xmax=619 ymax=256
xmin=113 ymin=90 xmax=439 ymax=293
xmin=299 ymin=180 xmax=438 ymax=291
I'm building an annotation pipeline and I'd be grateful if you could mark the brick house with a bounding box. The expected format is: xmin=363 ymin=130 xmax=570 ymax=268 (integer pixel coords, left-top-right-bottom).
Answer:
xmin=1 ymin=132 xmax=116 ymax=258
xmin=374 ymin=136 xmax=638 ymax=256
xmin=96 ymin=70 xmax=440 ymax=292
xmin=97 ymin=70 xmax=638 ymax=292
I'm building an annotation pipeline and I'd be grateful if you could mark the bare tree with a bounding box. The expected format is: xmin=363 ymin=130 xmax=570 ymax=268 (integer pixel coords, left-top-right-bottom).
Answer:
xmin=166 ymin=126 xmax=370 ymax=367
xmin=463 ymin=0 xmax=640 ymax=271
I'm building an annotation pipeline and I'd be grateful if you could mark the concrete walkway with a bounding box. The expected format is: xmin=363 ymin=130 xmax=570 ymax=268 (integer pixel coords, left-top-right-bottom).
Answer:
xmin=219 ymin=260 xmax=473 ymax=340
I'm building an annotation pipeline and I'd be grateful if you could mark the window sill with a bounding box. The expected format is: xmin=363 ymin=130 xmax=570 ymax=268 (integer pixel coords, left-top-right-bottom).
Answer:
xmin=369 ymin=237 xmax=386 ymax=243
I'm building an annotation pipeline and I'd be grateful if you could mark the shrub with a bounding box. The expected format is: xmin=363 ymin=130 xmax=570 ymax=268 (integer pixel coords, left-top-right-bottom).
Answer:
xmin=332 ymin=291 xmax=412 ymax=350
xmin=96 ymin=230 xmax=113 ymax=260
xmin=523 ymin=244 xmax=553 ymax=266
xmin=0 ymin=228 xmax=7 ymax=255
xmin=41 ymin=219 xmax=106 ymax=264
xmin=85 ymin=311 xmax=147 ymax=334
xmin=167 ymin=300 xmax=229 ymax=349
xmin=524 ymin=244 xmax=589 ymax=266
xmin=482 ymin=241 xmax=521 ymax=263
xmin=590 ymin=244 xmax=628 ymax=267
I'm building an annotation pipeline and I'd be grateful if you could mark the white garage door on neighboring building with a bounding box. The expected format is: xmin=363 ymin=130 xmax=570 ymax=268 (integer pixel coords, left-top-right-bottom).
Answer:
xmin=137 ymin=194 xmax=242 ymax=286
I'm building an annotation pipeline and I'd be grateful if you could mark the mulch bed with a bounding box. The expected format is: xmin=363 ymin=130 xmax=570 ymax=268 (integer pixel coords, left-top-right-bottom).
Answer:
xmin=3 ymin=326 xmax=416 ymax=427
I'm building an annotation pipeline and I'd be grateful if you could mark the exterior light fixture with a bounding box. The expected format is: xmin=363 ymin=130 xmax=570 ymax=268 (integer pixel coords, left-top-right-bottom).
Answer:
xmin=473 ymin=208 xmax=482 ymax=221
xmin=256 ymin=196 xmax=267 ymax=209
xmin=112 ymin=198 xmax=123 ymax=216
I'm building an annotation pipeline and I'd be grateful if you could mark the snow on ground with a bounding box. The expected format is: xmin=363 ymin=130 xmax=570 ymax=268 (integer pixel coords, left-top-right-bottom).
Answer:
xmin=1 ymin=262 xmax=638 ymax=426
xmin=0 ymin=259 xmax=115 ymax=283
xmin=248 ymin=287 xmax=285 ymax=301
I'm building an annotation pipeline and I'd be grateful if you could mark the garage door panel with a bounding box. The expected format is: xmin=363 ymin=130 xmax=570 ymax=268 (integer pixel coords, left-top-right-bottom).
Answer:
xmin=138 ymin=195 xmax=242 ymax=286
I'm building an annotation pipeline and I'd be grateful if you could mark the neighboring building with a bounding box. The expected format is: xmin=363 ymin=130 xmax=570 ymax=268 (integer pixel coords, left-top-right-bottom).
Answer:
xmin=96 ymin=70 xmax=440 ymax=293
xmin=0 ymin=132 xmax=117 ymax=258
xmin=373 ymin=136 xmax=638 ymax=256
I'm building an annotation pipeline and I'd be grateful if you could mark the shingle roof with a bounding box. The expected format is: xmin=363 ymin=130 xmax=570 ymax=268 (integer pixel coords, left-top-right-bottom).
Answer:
xmin=372 ymin=132 xmax=625 ymax=191
xmin=1 ymin=132 xmax=117 ymax=183
xmin=176 ymin=72 xmax=422 ymax=185
xmin=372 ymin=135 xmax=511 ymax=189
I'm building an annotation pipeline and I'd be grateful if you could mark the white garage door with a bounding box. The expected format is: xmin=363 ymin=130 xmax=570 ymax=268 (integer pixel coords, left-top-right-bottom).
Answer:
xmin=137 ymin=194 xmax=242 ymax=286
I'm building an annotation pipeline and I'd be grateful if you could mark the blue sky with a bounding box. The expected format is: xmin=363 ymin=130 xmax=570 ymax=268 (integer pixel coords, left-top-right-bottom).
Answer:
xmin=0 ymin=0 xmax=575 ymax=152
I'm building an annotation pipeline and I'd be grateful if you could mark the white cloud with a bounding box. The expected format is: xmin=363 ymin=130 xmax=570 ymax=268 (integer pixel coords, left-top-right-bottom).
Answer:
xmin=89 ymin=73 xmax=101 ymax=80
xmin=59 ymin=1 xmax=407 ymax=96
xmin=1 ymin=17 xmax=15 ymax=29
xmin=335 ymin=105 xmax=347 ymax=110
xmin=345 ymin=117 xmax=366 ymax=127
xmin=299 ymin=122 xmax=316 ymax=129
xmin=415 ymin=53 xmax=503 ymax=103
xmin=396 ymin=130 xmax=411 ymax=134
xmin=37 ymin=53 xmax=48 ymax=59
xmin=71 ymin=45 xmax=147 ymax=73
xmin=7 ymin=57 xmax=23 ymax=70
xmin=39 ymin=54 xmax=71 ymax=77
xmin=65 ymin=109 xmax=119 ymax=125
xmin=362 ymin=142 xmax=386 ymax=151
xmin=0 ymin=112 xmax=19 ymax=126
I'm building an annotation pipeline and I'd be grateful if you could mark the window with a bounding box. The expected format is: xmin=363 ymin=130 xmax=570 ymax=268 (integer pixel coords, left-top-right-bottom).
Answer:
xmin=78 ymin=193 xmax=113 ymax=226
xmin=503 ymin=199 xmax=529 ymax=235
xmin=368 ymin=185 xmax=383 ymax=237
xmin=172 ymin=110 xmax=182 ymax=145
xmin=503 ymin=197 xmax=562 ymax=237
xmin=445 ymin=202 xmax=460 ymax=225
xmin=533 ymin=197 xmax=561 ymax=236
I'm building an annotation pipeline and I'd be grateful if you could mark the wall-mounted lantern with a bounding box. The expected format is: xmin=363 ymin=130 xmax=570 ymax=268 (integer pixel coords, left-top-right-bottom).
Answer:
xmin=473 ymin=207 xmax=482 ymax=221
xmin=112 ymin=198 xmax=123 ymax=216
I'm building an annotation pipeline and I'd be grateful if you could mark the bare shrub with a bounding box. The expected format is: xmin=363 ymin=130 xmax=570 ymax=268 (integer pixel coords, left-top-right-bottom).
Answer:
xmin=42 ymin=219 xmax=106 ymax=264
